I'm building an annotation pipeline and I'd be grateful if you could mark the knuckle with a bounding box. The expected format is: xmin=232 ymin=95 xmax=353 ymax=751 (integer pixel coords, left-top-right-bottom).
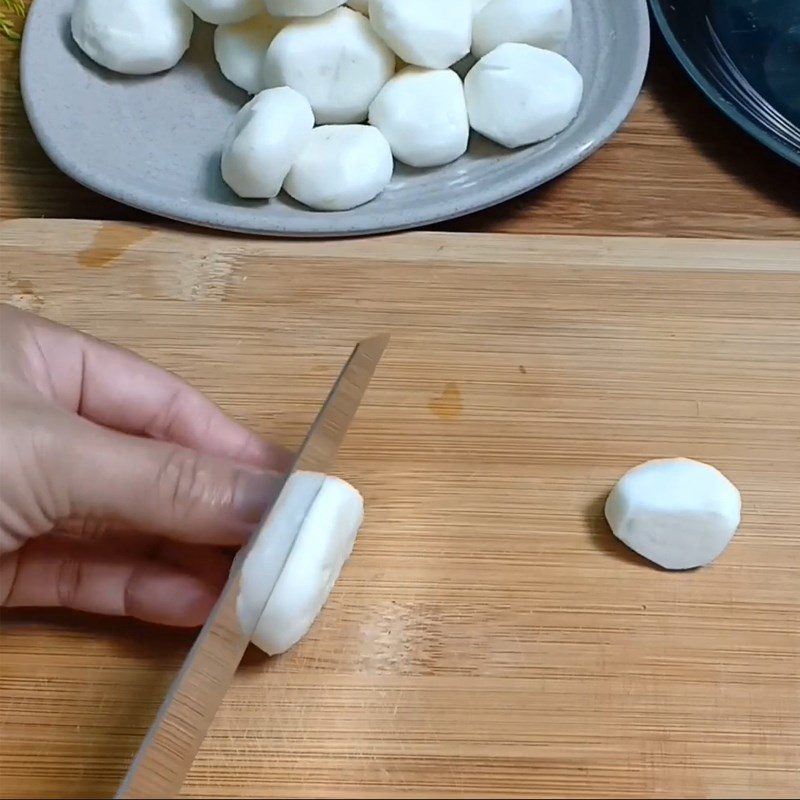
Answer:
xmin=0 ymin=551 xmax=21 ymax=606
xmin=146 ymin=388 xmax=185 ymax=441
xmin=3 ymin=401 xmax=69 ymax=533
xmin=61 ymin=514 xmax=112 ymax=543
xmin=56 ymin=555 xmax=82 ymax=609
xmin=155 ymin=449 xmax=212 ymax=523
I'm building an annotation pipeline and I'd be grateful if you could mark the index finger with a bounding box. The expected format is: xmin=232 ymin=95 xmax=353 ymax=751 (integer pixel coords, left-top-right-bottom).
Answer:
xmin=26 ymin=311 xmax=291 ymax=471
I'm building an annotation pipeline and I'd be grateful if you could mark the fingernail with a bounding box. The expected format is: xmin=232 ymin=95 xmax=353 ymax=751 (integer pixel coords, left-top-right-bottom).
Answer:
xmin=233 ymin=470 xmax=282 ymax=524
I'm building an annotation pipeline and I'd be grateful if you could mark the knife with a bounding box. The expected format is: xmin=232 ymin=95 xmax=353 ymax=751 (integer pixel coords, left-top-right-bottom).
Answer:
xmin=116 ymin=333 xmax=390 ymax=799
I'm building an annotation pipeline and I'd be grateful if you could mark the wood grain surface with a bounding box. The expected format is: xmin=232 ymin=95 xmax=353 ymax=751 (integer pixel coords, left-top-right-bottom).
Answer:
xmin=2 ymin=29 xmax=800 ymax=238
xmin=1 ymin=219 xmax=798 ymax=799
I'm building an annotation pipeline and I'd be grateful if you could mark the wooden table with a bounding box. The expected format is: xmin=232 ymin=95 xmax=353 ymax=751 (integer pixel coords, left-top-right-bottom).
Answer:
xmin=1 ymin=33 xmax=799 ymax=238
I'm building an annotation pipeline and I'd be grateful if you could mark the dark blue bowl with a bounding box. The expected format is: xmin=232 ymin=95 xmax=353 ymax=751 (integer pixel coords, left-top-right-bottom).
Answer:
xmin=649 ymin=0 xmax=800 ymax=167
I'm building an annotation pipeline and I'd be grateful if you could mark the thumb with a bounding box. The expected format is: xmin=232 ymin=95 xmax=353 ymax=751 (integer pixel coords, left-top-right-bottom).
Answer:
xmin=59 ymin=416 xmax=284 ymax=545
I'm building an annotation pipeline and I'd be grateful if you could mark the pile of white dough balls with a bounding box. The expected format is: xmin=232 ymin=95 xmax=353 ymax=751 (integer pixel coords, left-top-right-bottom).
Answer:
xmin=605 ymin=458 xmax=742 ymax=571
xmin=70 ymin=0 xmax=583 ymax=211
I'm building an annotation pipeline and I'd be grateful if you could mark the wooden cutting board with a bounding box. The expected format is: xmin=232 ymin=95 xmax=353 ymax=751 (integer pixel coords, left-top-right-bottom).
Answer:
xmin=0 ymin=220 xmax=798 ymax=799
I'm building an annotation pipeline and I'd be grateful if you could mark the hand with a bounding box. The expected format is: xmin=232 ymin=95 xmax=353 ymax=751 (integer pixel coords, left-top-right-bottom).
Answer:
xmin=0 ymin=305 xmax=290 ymax=627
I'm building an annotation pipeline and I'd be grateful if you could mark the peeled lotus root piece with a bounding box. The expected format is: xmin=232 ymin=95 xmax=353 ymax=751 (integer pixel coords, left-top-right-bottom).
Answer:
xmin=71 ymin=0 xmax=193 ymax=75
xmin=263 ymin=7 xmax=395 ymax=124
xmin=284 ymin=125 xmax=393 ymax=211
xmin=472 ymin=0 xmax=572 ymax=58
xmin=214 ymin=13 xmax=285 ymax=94
xmin=221 ymin=87 xmax=314 ymax=199
xmin=605 ymin=458 xmax=742 ymax=570
xmin=464 ymin=42 xmax=582 ymax=148
xmin=237 ymin=472 xmax=364 ymax=656
xmin=369 ymin=66 xmax=469 ymax=168
xmin=369 ymin=0 xmax=472 ymax=69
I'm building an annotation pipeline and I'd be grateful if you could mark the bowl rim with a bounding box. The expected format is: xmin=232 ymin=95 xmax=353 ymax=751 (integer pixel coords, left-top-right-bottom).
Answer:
xmin=648 ymin=0 xmax=800 ymax=169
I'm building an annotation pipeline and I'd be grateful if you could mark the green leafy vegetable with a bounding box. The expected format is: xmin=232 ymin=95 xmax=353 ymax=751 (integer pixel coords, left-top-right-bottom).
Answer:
xmin=0 ymin=0 xmax=28 ymax=43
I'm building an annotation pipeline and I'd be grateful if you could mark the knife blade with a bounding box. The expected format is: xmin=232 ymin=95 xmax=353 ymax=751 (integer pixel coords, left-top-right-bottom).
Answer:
xmin=116 ymin=333 xmax=390 ymax=799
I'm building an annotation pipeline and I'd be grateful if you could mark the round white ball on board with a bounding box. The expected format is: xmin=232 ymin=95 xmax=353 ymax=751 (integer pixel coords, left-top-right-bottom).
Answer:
xmin=284 ymin=125 xmax=394 ymax=211
xmin=369 ymin=66 xmax=469 ymax=168
xmin=221 ymin=87 xmax=315 ymax=199
xmin=214 ymin=14 xmax=285 ymax=94
xmin=605 ymin=458 xmax=743 ymax=570
xmin=472 ymin=0 xmax=572 ymax=58
xmin=464 ymin=42 xmax=583 ymax=148
xmin=369 ymin=0 xmax=472 ymax=69
xmin=71 ymin=0 xmax=193 ymax=75
xmin=263 ymin=7 xmax=395 ymax=124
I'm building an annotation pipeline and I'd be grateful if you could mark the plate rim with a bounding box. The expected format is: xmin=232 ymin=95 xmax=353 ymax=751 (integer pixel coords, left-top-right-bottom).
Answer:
xmin=21 ymin=0 xmax=651 ymax=238
xmin=648 ymin=0 xmax=800 ymax=169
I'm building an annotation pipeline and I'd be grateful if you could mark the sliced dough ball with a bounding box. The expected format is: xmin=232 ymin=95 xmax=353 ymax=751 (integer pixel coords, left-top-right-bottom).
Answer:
xmin=464 ymin=43 xmax=582 ymax=148
xmin=71 ymin=0 xmax=193 ymax=75
xmin=369 ymin=0 xmax=472 ymax=69
xmin=214 ymin=14 xmax=284 ymax=94
xmin=264 ymin=0 xmax=346 ymax=17
xmin=263 ymin=7 xmax=395 ymax=124
xmin=285 ymin=125 xmax=393 ymax=210
xmin=221 ymin=87 xmax=314 ymax=198
xmin=238 ymin=472 xmax=364 ymax=656
xmin=369 ymin=67 xmax=469 ymax=168
xmin=605 ymin=458 xmax=742 ymax=571
xmin=182 ymin=0 xmax=261 ymax=24
xmin=472 ymin=0 xmax=572 ymax=58
xmin=346 ymin=0 xmax=369 ymax=13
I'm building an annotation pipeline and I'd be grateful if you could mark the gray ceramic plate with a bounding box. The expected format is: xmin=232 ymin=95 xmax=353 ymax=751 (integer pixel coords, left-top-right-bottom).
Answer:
xmin=21 ymin=0 xmax=650 ymax=237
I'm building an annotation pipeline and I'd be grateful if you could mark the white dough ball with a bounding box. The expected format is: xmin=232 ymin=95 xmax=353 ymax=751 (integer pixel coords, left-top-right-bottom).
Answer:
xmin=369 ymin=0 xmax=471 ymax=69
xmin=263 ymin=7 xmax=395 ymax=124
xmin=472 ymin=0 xmax=572 ymax=58
xmin=264 ymin=0 xmax=346 ymax=17
xmin=605 ymin=458 xmax=742 ymax=571
xmin=346 ymin=0 xmax=369 ymax=14
xmin=182 ymin=0 xmax=261 ymax=24
xmin=221 ymin=87 xmax=314 ymax=198
xmin=238 ymin=472 xmax=364 ymax=656
xmin=284 ymin=125 xmax=393 ymax=210
xmin=214 ymin=14 xmax=284 ymax=93
xmin=369 ymin=67 xmax=469 ymax=167
xmin=71 ymin=0 xmax=193 ymax=75
xmin=464 ymin=43 xmax=582 ymax=148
